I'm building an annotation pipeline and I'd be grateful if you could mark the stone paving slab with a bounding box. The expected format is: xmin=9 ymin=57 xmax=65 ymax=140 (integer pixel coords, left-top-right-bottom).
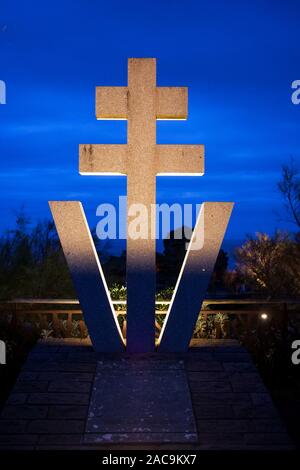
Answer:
xmin=84 ymin=359 xmax=197 ymax=443
xmin=0 ymin=338 xmax=294 ymax=450
xmin=85 ymin=432 xmax=197 ymax=444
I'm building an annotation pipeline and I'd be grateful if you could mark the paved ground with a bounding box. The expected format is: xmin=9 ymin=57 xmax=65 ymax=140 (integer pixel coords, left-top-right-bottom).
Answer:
xmin=0 ymin=338 xmax=293 ymax=450
xmin=85 ymin=359 xmax=197 ymax=443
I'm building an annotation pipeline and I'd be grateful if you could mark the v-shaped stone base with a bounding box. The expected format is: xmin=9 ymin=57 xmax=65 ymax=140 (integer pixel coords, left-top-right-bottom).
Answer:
xmin=84 ymin=359 xmax=197 ymax=444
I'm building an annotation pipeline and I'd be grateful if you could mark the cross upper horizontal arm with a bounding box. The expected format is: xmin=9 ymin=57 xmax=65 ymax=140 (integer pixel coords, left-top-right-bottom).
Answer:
xmin=95 ymin=86 xmax=188 ymax=120
xmin=79 ymin=144 xmax=127 ymax=175
xmin=96 ymin=87 xmax=128 ymax=120
xmin=156 ymin=144 xmax=204 ymax=175
xmin=156 ymin=87 xmax=188 ymax=120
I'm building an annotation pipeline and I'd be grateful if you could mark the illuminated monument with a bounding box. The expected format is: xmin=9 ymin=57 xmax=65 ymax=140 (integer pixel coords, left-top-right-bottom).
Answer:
xmin=50 ymin=59 xmax=233 ymax=353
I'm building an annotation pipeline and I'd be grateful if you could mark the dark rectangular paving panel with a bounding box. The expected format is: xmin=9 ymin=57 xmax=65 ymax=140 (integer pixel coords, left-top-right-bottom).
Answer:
xmin=84 ymin=359 xmax=197 ymax=443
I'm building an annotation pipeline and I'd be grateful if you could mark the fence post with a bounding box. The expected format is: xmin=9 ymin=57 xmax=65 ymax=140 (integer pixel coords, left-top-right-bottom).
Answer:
xmin=52 ymin=313 xmax=60 ymax=336
xmin=66 ymin=312 xmax=72 ymax=337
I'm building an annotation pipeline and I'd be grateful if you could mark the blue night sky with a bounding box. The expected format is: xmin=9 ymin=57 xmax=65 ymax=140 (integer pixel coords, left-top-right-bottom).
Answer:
xmin=0 ymin=0 xmax=300 ymax=256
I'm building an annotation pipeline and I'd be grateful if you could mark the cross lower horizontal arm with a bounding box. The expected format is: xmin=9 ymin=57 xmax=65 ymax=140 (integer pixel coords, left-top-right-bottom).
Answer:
xmin=79 ymin=143 xmax=204 ymax=175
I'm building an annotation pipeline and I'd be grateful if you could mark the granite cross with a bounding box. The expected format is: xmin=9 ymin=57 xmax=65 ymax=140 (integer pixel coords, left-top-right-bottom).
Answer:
xmin=50 ymin=58 xmax=233 ymax=353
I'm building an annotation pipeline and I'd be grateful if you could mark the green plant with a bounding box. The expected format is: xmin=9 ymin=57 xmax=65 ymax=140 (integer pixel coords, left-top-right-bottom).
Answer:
xmin=194 ymin=313 xmax=230 ymax=339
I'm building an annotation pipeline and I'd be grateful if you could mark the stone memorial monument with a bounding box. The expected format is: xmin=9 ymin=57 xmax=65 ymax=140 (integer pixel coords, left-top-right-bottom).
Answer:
xmin=0 ymin=59 xmax=291 ymax=449
xmin=49 ymin=58 xmax=233 ymax=353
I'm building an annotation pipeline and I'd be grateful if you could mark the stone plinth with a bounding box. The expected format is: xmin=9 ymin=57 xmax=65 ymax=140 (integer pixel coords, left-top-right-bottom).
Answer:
xmin=85 ymin=359 xmax=197 ymax=443
xmin=0 ymin=339 xmax=293 ymax=450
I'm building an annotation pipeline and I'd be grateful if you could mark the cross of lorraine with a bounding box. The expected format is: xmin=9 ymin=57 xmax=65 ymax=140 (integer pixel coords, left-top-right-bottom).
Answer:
xmin=49 ymin=58 xmax=233 ymax=353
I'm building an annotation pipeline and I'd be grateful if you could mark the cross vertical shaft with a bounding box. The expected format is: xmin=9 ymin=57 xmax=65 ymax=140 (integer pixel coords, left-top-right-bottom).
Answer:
xmin=126 ymin=59 xmax=156 ymax=352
